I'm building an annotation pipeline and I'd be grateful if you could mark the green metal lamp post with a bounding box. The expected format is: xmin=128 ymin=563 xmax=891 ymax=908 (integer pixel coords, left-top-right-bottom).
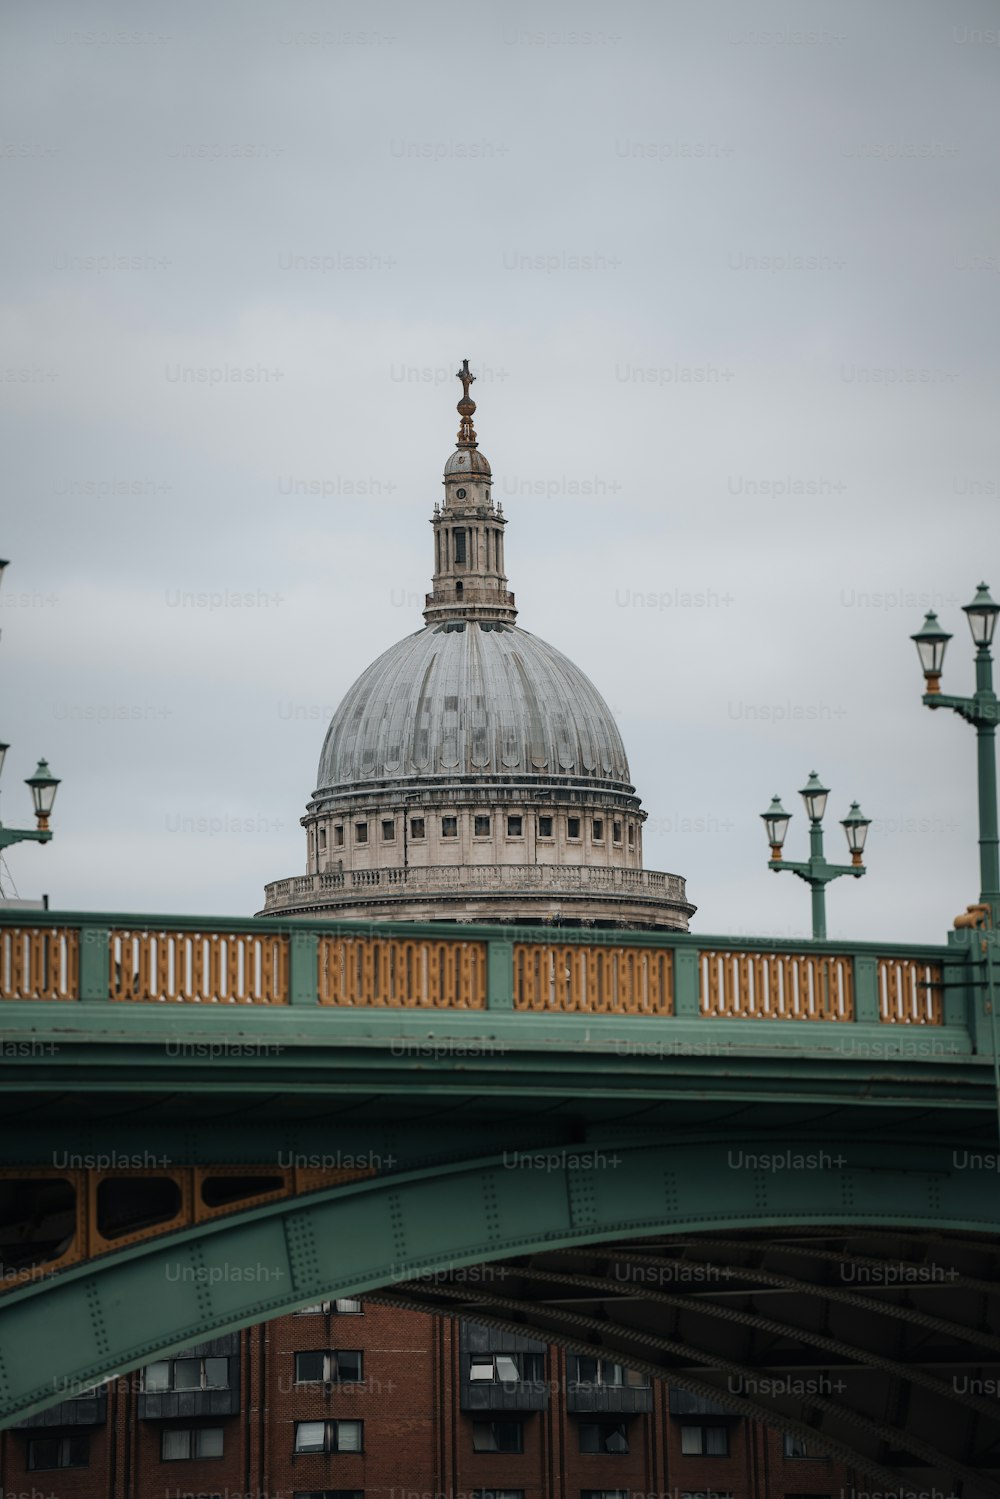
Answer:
xmin=0 ymin=561 xmax=61 ymax=858
xmin=912 ymin=582 xmax=1000 ymax=923
xmin=760 ymin=774 xmax=871 ymax=940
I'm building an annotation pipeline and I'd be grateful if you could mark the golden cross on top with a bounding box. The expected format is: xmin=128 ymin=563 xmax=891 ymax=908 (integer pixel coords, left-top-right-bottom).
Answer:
xmin=456 ymin=359 xmax=475 ymax=400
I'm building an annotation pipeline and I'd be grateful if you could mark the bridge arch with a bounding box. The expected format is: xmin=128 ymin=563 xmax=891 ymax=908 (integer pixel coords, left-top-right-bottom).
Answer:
xmin=3 ymin=1134 xmax=1000 ymax=1495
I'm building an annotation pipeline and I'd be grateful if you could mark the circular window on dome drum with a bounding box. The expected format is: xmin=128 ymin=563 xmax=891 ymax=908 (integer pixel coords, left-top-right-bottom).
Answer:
xmin=456 ymin=487 xmax=467 ymax=498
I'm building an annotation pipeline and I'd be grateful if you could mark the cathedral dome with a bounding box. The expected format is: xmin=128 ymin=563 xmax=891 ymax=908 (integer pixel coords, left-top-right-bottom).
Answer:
xmin=315 ymin=621 xmax=631 ymax=801
xmin=260 ymin=358 xmax=693 ymax=931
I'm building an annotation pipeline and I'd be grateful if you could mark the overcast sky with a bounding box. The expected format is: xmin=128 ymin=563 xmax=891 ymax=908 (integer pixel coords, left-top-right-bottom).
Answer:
xmin=1 ymin=0 xmax=997 ymax=944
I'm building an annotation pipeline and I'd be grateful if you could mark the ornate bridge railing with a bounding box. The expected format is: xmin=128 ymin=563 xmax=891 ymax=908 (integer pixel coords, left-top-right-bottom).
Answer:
xmin=0 ymin=910 xmax=969 ymax=1033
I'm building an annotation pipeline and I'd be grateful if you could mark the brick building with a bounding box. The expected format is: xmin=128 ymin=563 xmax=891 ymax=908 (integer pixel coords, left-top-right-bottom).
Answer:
xmin=2 ymin=1299 xmax=854 ymax=1499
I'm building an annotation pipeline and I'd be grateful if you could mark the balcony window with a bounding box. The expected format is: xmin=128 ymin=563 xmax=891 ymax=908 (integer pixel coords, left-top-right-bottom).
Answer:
xmin=381 ymin=819 xmax=395 ymax=842
xmin=783 ymin=1434 xmax=820 ymax=1458
xmin=628 ymin=823 xmax=635 ymax=848
xmin=579 ymin=1422 xmax=629 ymax=1454
xmin=318 ymin=827 xmax=327 ymax=851
xmin=573 ymin=1358 xmax=648 ymax=1388
xmin=143 ymin=1357 xmax=229 ymax=1392
xmin=613 ymin=820 xmax=622 ymax=844
xmin=27 ymin=1436 xmax=89 ymax=1470
xmin=538 ymin=815 xmax=553 ymax=838
xmin=442 ymin=815 xmax=458 ymax=838
xmin=507 ymin=815 xmax=523 ymax=837
xmin=592 ymin=818 xmax=604 ymax=841
xmin=334 ymin=825 xmax=344 ymax=847
xmin=354 ymin=822 xmax=368 ymax=845
xmin=469 ymin=1353 xmax=543 ymax=1383
xmin=294 ymin=1299 xmax=364 ymax=1315
xmin=567 ymin=817 xmax=581 ymax=839
xmin=161 ymin=1427 xmax=224 ymax=1460
xmin=472 ymin=1420 xmax=523 ymax=1453
xmin=295 ymin=1350 xmax=363 ymax=1384
xmin=474 ymin=815 xmax=491 ymax=837
xmin=294 ymin=1419 xmax=362 ymax=1453
xmin=410 ymin=817 xmax=425 ymax=839
xmin=681 ymin=1425 xmax=729 ymax=1456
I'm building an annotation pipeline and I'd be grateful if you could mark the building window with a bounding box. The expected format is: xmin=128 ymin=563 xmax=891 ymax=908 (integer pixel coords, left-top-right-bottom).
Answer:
xmin=294 ymin=1492 xmax=365 ymax=1499
xmin=472 ymin=1421 xmax=524 ymax=1453
xmin=381 ymin=819 xmax=395 ymax=842
xmin=612 ymin=820 xmax=623 ymax=844
xmin=334 ymin=1298 xmax=363 ymax=1313
xmin=469 ymin=1352 xmax=544 ymax=1382
xmin=143 ymin=1357 xmax=229 ymax=1392
xmin=628 ymin=823 xmax=635 ymax=848
xmin=456 ymin=488 xmax=467 ymax=499
xmin=161 ymin=1427 xmax=224 ymax=1461
xmin=507 ymin=815 xmax=523 ymax=837
xmin=334 ymin=824 xmax=344 ymax=847
xmin=295 ymin=1299 xmax=363 ymax=1314
xmin=294 ymin=1493 xmax=364 ymax=1499
xmin=567 ymin=817 xmax=581 ymax=839
xmin=318 ymin=827 xmax=327 ymax=851
xmin=538 ymin=815 xmax=553 ymax=838
xmin=294 ymin=1420 xmax=363 ymax=1453
xmin=354 ymin=822 xmax=368 ymax=845
xmin=783 ymin=1434 xmax=820 ymax=1458
xmin=454 ymin=529 xmax=467 ymax=564
xmin=295 ymin=1350 xmax=363 ymax=1384
xmin=410 ymin=817 xmax=425 ymax=839
xmin=579 ymin=1421 xmax=629 ymax=1454
xmin=680 ymin=1425 xmax=729 ymax=1456
xmin=474 ymin=814 xmax=491 ymax=837
xmin=27 ymin=1436 xmax=89 ymax=1470
xmin=572 ymin=1357 xmax=648 ymax=1388
xmin=442 ymin=815 xmax=458 ymax=838
xmin=592 ymin=818 xmax=604 ymax=841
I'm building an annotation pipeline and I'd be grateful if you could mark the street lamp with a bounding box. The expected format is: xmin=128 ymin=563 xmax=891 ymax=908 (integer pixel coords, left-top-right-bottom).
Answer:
xmin=0 ymin=564 xmax=62 ymax=858
xmin=760 ymin=773 xmax=870 ymax=939
xmin=912 ymin=582 xmax=1000 ymax=921
xmin=0 ymin=759 xmax=61 ymax=851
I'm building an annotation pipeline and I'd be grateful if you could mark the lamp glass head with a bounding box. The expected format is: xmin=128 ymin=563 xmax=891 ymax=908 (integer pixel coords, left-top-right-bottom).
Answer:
xmin=910 ymin=611 xmax=952 ymax=681
xmin=799 ymin=771 xmax=830 ymax=823
xmin=25 ymin=758 xmax=59 ymax=818
xmin=963 ymin=582 xmax=1000 ymax=648
xmin=760 ymin=795 xmax=791 ymax=851
xmin=841 ymin=800 xmax=871 ymax=855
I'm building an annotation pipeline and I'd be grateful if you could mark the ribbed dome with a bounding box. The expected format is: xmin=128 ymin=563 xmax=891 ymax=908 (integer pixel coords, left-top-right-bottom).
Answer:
xmin=444 ymin=448 xmax=492 ymax=477
xmin=316 ymin=622 xmax=631 ymax=794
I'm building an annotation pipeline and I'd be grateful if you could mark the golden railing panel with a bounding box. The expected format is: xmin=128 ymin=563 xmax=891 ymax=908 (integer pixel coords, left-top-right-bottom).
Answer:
xmin=109 ymin=930 xmax=289 ymax=1003
xmin=878 ymin=957 xmax=942 ymax=1025
xmin=0 ymin=927 xmax=79 ymax=1000
xmin=700 ymin=950 xmax=854 ymax=1021
xmin=318 ymin=936 xmax=487 ymax=1008
xmin=514 ymin=944 xmax=673 ymax=1014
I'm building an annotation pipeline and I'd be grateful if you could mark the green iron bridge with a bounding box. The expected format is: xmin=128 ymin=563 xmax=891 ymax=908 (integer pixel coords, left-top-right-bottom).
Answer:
xmin=1 ymin=907 xmax=999 ymax=1496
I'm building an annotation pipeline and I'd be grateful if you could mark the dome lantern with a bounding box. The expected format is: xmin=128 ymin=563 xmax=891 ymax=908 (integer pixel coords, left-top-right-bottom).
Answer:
xmin=424 ymin=360 xmax=517 ymax=627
